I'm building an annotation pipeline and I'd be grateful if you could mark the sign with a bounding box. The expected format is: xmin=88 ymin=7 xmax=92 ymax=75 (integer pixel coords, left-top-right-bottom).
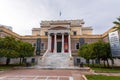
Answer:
xmin=79 ymin=38 xmax=85 ymax=46
xmin=36 ymin=38 xmax=41 ymax=55
xmin=109 ymin=31 xmax=120 ymax=57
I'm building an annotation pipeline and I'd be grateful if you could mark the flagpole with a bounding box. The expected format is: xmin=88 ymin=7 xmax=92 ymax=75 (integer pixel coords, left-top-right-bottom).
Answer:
xmin=59 ymin=11 xmax=62 ymax=20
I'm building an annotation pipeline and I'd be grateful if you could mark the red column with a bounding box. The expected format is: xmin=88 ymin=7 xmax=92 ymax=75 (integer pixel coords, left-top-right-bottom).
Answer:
xmin=51 ymin=35 xmax=54 ymax=52
xmin=64 ymin=35 xmax=68 ymax=53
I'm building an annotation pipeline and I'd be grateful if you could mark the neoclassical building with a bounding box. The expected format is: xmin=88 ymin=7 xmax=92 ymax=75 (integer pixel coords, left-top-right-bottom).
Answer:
xmin=32 ymin=20 xmax=100 ymax=55
xmin=0 ymin=19 xmax=118 ymax=66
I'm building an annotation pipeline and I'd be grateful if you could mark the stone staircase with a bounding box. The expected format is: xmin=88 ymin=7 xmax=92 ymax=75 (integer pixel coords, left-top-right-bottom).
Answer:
xmin=37 ymin=53 xmax=73 ymax=68
xmin=45 ymin=53 xmax=70 ymax=68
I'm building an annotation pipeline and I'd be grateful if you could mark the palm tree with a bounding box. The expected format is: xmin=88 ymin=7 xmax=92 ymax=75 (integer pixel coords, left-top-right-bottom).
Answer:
xmin=113 ymin=17 xmax=120 ymax=30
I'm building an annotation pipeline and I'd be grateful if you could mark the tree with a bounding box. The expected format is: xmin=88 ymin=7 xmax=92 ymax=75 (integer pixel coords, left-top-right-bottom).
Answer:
xmin=113 ymin=17 xmax=120 ymax=30
xmin=103 ymin=42 xmax=112 ymax=67
xmin=78 ymin=40 xmax=112 ymax=67
xmin=0 ymin=36 xmax=35 ymax=65
xmin=0 ymin=38 xmax=5 ymax=57
xmin=17 ymin=40 xmax=34 ymax=64
xmin=93 ymin=41 xmax=112 ymax=67
xmin=0 ymin=37 xmax=19 ymax=65
xmin=78 ymin=44 xmax=94 ymax=66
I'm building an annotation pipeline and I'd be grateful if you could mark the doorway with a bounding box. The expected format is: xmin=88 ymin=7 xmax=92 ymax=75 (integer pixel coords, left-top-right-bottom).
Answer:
xmin=57 ymin=42 xmax=62 ymax=53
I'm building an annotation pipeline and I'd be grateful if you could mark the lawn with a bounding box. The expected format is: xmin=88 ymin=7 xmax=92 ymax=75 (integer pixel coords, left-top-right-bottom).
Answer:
xmin=92 ymin=67 xmax=120 ymax=73
xmin=0 ymin=65 xmax=13 ymax=70
xmin=0 ymin=64 xmax=24 ymax=70
xmin=86 ymin=75 xmax=120 ymax=80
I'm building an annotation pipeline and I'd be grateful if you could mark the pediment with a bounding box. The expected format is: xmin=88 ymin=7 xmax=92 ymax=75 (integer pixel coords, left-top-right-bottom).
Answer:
xmin=49 ymin=26 xmax=69 ymax=30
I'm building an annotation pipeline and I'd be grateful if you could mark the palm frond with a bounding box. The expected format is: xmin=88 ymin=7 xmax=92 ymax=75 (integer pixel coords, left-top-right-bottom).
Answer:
xmin=113 ymin=21 xmax=120 ymax=25
xmin=117 ymin=17 xmax=120 ymax=21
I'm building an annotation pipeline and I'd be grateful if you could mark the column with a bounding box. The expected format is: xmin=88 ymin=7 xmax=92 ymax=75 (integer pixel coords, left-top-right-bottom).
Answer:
xmin=54 ymin=33 xmax=57 ymax=53
xmin=68 ymin=33 xmax=71 ymax=56
xmin=48 ymin=33 xmax=51 ymax=51
xmin=62 ymin=33 xmax=64 ymax=53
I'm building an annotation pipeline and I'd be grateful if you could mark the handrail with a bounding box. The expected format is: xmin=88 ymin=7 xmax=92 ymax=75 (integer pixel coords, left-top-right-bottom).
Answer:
xmin=42 ymin=49 xmax=49 ymax=60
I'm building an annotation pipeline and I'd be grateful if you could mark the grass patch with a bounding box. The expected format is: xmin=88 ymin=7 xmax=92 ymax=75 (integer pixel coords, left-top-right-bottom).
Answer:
xmin=84 ymin=64 xmax=105 ymax=68
xmin=86 ymin=75 xmax=120 ymax=80
xmin=84 ymin=64 xmax=120 ymax=73
xmin=0 ymin=64 xmax=24 ymax=70
xmin=92 ymin=67 xmax=120 ymax=73
xmin=0 ymin=66 xmax=13 ymax=70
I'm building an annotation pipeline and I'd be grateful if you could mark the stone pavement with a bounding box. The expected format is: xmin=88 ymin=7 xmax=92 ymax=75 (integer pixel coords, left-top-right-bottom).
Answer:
xmin=0 ymin=69 xmax=90 ymax=80
xmin=0 ymin=68 xmax=120 ymax=80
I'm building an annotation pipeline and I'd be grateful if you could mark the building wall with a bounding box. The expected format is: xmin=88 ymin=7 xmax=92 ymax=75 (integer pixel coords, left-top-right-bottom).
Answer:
xmin=102 ymin=36 xmax=109 ymax=42
xmin=71 ymin=38 xmax=79 ymax=53
xmin=1 ymin=20 xmax=120 ymax=57
xmin=32 ymin=30 xmax=40 ymax=36
xmin=32 ymin=28 xmax=40 ymax=36
xmin=21 ymin=38 xmax=36 ymax=46
xmin=40 ymin=28 xmax=48 ymax=36
xmin=41 ymin=38 xmax=48 ymax=54
xmin=70 ymin=27 xmax=82 ymax=35
xmin=82 ymin=29 xmax=92 ymax=35
xmin=34 ymin=20 xmax=93 ymax=36
xmin=1 ymin=20 xmax=120 ymax=65
xmin=84 ymin=38 xmax=102 ymax=44
xmin=0 ymin=31 xmax=10 ymax=38
xmin=0 ymin=25 xmax=104 ymax=57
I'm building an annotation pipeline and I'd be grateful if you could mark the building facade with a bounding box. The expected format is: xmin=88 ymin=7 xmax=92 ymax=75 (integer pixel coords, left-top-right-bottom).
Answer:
xmin=32 ymin=20 xmax=101 ymax=56
xmin=0 ymin=19 xmax=119 ymax=65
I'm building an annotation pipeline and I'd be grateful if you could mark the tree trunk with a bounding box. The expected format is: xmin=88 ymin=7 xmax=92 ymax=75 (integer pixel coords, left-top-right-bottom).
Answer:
xmin=19 ymin=57 xmax=22 ymax=64
xmin=22 ymin=57 xmax=26 ymax=63
xmin=103 ymin=60 xmax=106 ymax=68
xmin=98 ymin=59 xmax=101 ymax=68
xmin=98 ymin=59 xmax=101 ymax=64
xmin=106 ymin=59 xmax=109 ymax=68
xmin=86 ymin=59 xmax=90 ymax=67
xmin=6 ymin=58 xmax=10 ymax=65
xmin=92 ymin=59 xmax=94 ymax=67
xmin=111 ymin=58 xmax=114 ymax=68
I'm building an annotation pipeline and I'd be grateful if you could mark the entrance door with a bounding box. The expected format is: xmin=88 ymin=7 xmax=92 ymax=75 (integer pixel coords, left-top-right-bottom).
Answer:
xmin=57 ymin=42 xmax=62 ymax=53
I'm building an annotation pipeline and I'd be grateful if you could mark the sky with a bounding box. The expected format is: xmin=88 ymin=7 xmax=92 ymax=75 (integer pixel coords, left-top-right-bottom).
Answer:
xmin=0 ymin=0 xmax=120 ymax=35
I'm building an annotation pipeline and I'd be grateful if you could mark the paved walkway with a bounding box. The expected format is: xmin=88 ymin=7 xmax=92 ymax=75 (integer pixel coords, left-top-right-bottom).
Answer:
xmin=0 ymin=69 xmax=89 ymax=80
xmin=0 ymin=76 xmax=73 ymax=80
xmin=0 ymin=68 xmax=120 ymax=80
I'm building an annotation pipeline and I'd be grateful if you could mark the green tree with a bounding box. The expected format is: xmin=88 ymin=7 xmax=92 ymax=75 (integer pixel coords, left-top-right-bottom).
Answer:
xmin=93 ymin=41 xmax=112 ymax=67
xmin=1 ymin=37 xmax=19 ymax=65
xmin=0 ymin=38 xmax=4 ymax=57
xmin=78 ymin=44 xmax=93 ymax=66
xmin=17 ymin=40 xmax=34 ymax=64
xmin=78 ymin=40 xmax=112 ymax=67
xmin=0 ymin=36 xmax=35 ymax=65
xmin=102 ymin=42 xmax=112 ymax=67
xmin=113 ymin=17 xmax=120 ymax=30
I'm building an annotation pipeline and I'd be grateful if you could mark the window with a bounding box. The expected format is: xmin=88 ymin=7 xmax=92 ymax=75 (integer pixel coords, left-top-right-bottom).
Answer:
xmin=45 ymin=32 xmax=48 ymax=36
xmin=33 ymin=43 xmax=36 ymax=47
xmin=76 ymin=43 xmax=79 ymax=49
xmin=73 ymin=31 xmax=77 ymax=35
xmin=31 ymin=58 xmax=35 ymax=63
xmin=41 ymin=43 xmax=44 ymax=50
xmin=77 ymin=58 xmax=81 ymax=64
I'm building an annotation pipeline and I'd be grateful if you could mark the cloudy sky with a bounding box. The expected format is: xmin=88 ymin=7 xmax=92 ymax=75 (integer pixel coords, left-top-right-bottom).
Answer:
xmin=0 ymin=0 xmax=120 ymax=35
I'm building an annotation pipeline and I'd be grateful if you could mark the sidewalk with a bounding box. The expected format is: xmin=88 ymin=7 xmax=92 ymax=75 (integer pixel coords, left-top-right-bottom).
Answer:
xmin=0 ymin=69 xmax=86 ymax=80
xmin=0 ymin=68 xmax=120 ymax=80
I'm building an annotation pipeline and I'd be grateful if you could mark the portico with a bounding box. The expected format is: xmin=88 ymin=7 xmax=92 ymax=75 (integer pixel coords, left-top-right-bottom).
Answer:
xmin=47 ymin=27 xmax=71 ymax=55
